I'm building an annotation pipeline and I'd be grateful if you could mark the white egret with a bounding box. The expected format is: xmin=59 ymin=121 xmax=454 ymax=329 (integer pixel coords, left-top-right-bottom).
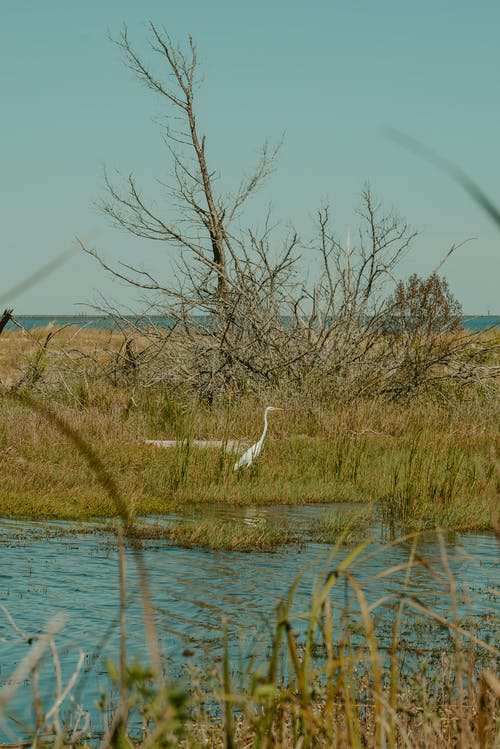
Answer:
xmin=233 ymin=406 xmax=283 ymax=471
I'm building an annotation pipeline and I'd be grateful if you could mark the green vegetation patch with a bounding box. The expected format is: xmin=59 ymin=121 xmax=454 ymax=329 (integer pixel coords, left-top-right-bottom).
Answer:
xmin=129 ymin=518 xmax=302 ymax=552
xmin=308 ymin=507 xmax=375 ymax=544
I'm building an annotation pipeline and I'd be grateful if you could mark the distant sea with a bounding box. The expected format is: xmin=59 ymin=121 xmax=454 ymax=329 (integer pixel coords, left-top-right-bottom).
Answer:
xmin=4 ymin=314 xmax=500 ymax=333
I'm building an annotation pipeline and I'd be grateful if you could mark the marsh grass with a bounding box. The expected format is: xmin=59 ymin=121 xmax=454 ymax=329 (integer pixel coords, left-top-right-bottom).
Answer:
xmin=0 ymin=513 xmax=366 ymax=553
xmin=308 ymin=507 xmax=375 ymax=544
xmin=191 ymin=537 xmax=500 ymax=749
xmin=127 ymin=518 xmax=302 ymax=552
xmin=383 ymin=428 xmax=497 ymax=530
xmin=0 ymin=363 xmax=497 ymax=532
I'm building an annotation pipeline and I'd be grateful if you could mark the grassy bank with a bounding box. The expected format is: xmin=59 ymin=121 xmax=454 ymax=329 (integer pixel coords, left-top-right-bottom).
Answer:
xmin=0 ymin=326 xmax=498 ymax=536
xmin=0 ymin=386 xmax=497 ymax=534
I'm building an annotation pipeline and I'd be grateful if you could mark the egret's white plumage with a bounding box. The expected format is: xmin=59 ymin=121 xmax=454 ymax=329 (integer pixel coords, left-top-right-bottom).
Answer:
xmin=233 ymin=406 xmax=282 ymax=471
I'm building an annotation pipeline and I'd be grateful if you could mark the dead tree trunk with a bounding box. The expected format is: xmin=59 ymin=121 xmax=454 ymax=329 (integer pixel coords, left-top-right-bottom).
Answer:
xmin=0 ymin=309 xmax=13 ymax=336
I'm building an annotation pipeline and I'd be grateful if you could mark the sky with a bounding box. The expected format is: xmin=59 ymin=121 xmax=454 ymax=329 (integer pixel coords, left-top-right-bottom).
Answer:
xmin=1 ymin=0 xmax=499 ymax=315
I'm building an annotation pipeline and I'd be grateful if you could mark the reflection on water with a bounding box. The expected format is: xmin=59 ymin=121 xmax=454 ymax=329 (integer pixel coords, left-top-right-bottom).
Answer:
xmin=0 ymin=505 xmax=498 ymax=741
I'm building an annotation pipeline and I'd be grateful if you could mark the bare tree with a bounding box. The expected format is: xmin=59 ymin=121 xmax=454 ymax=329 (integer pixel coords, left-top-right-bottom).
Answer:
xmin=87 ymin=24 xmax=419 ymax=400
xmin=93 ymin=178 xmax=419 ymax=400
xmin=85 ymin=26 xmax=498 ymax=403
xmin=95 ymin=23 xmax=278 ymax=319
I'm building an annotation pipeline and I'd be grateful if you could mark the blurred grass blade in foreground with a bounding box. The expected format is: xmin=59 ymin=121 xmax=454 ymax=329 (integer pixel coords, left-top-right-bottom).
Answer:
xmin=386 ymin=128 xmax=500 ymax=228
xmin=0 ymin=233 xmax=93 ymax=307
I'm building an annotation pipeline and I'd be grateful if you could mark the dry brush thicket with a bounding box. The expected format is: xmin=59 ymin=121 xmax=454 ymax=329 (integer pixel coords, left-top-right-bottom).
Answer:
xmin=1 ymin=283 xmax=498 ymax=411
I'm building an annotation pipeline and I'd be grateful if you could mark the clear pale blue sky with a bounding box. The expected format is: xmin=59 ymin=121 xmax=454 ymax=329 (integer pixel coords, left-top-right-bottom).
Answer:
xmin=2 ymin=0 xmax=499 ymax=314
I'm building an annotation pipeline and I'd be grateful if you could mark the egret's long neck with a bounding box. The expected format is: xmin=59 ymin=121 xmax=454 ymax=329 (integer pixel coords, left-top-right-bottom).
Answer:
xmin=260 ymin=410 xmax=269 ymax=443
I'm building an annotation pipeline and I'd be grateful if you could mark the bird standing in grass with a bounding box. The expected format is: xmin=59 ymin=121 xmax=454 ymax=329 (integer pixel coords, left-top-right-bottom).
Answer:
xmin=233 ymin=406 xmax=283 ymax=471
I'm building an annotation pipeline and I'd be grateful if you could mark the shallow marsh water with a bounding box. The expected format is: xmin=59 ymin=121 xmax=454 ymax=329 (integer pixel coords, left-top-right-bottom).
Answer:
xmin=0 ymin=504 xmax=498 ymax=741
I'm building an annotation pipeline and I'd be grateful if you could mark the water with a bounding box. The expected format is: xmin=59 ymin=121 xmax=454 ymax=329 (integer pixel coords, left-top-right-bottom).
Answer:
xmin=0 ymin=507 xmax=498 ymax=742
xmin=461 ymin=315 xmax=500 ymax=332
xmin=5 ymin=314 xmax=500 ymax=333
